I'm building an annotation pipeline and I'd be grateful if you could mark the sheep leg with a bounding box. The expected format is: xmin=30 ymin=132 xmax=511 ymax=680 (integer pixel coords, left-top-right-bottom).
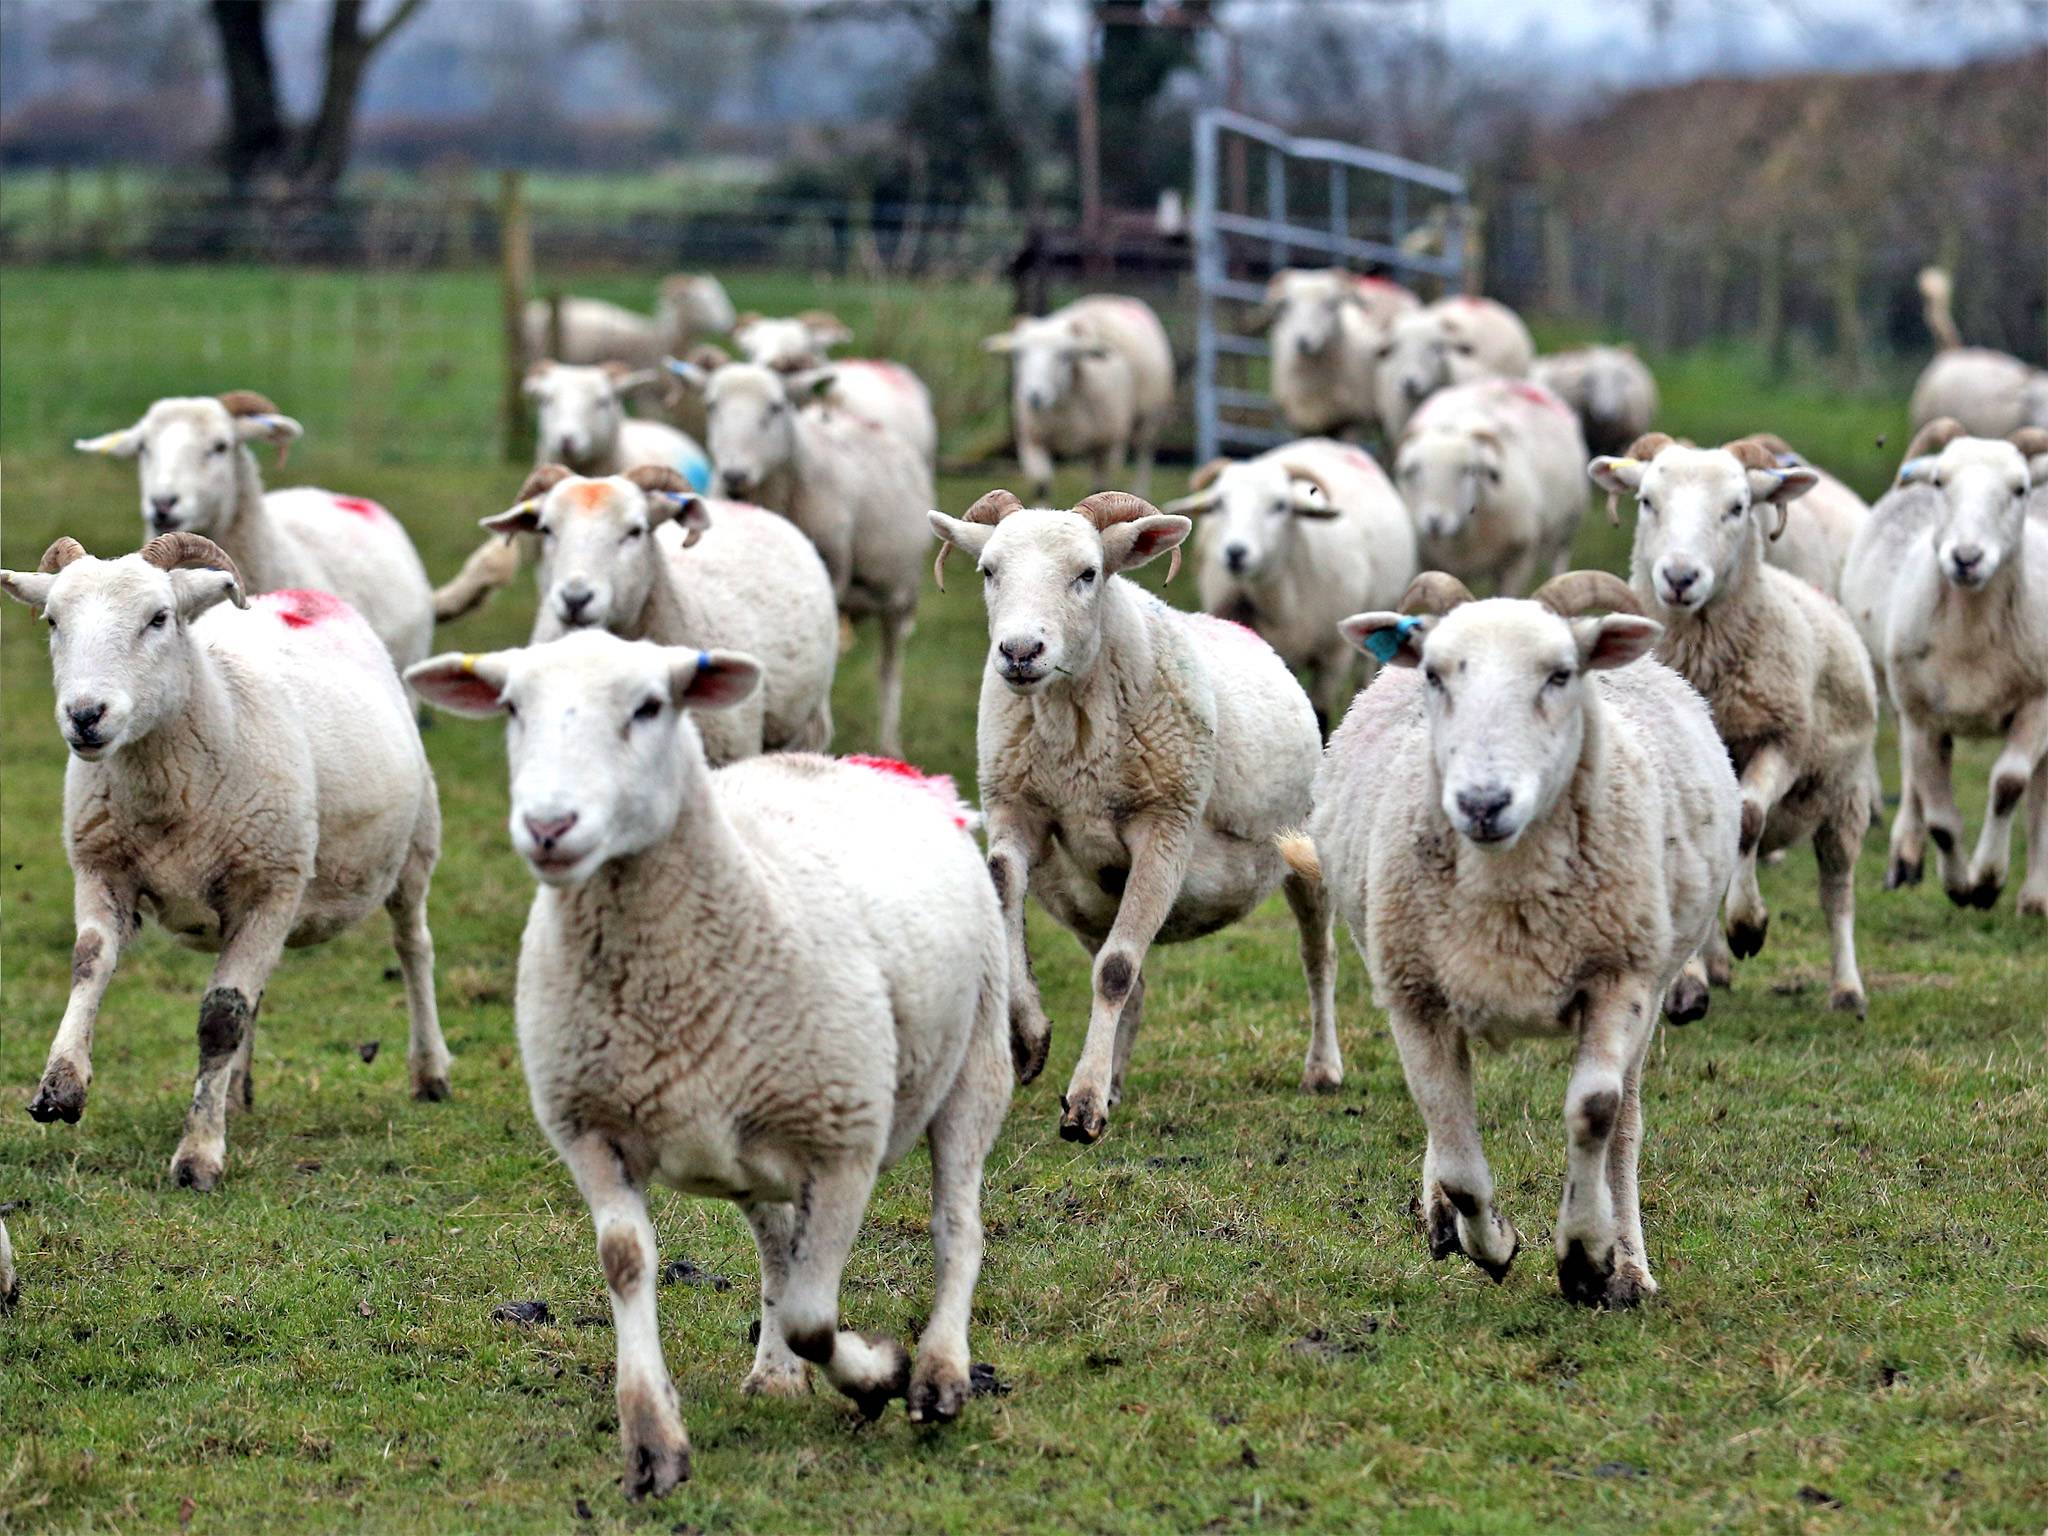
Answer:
xmin=1059 ymin=815 xmax=1194 ymax=1144
xmin=1903 ymin=723 xmax=1969 ymax=900
xmin=171 ymin=898 xmax=294 ymax=1192
xmin=1281 ymin=868 xmax=1343 ymax=1092
xmin=1093 ymin=441 xmax=1127 ymax=493
xmin=1017 ymin=435 xmax=1055 ymax=502
xmin=1662 ymin=952 xmax=1711 ymax=1024
xmin=1556 ymin=979 xmax=1658 ymax=1308
xmin=227 ymin=1013 xmax=257 ymax=1115
xmin=431 ymin=533 xmax=527 ymax=623
xmin=1701 ymin=924 xmax=1734 ymax=988
xmin=560 ymin=1134 xmax=690 ymax=1499
xmin=983 ymin=804 xmax=1053 ymax=1084
xmin=912 ymin=1011 xmax=1010 ymax=1425
xmin=387 ymin=817 xmax=451 ymax=1102
xmin=1886 ymin=738 xmax=1927 ymax=888
xmin=1107 ymin=970 xmax=1145 ymax=1106
xmin=1964 ymin=695 xmax=2048 ymax=909
xmin=1496 ymin=543 xmax=1543 ymax=598
xmin=28 ymin=874 xmax=134 ymax=1126
xmin=1814 ymin=810 xmax=1868 ymax=1017
xmin=778 ymin=1156 xmax=909 ymax=1419
xmin=2018 ymin=758 xmax=2048 ymax=918
xmin=1725 ymin=743 xmax=1796 ymax=958
xmin=1130 ymin=421 xmax=1158 ymax=499
xmin=873 ymin=607 xmax=912 ymax=759
xmin=1388 ymin=1003 xmax=1519 ymax=1280
xmin=740 ymin=1202 xmax=811 ymax=1399
xmin=1604 ymin=1050 xmax=1654 ymax=1302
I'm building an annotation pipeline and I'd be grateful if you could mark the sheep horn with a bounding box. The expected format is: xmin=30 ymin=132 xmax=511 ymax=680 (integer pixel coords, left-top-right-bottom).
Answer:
xmin=2008 ymin=426 xmax=2048 ymax=459
xmin=217 ymin=390 xmax=281 ymax=419
xmin=933 ymin=487 xmax=1024 ymax=592
xmin=1720 ymin=436 xmax=1782 ymax=472
xmin=38 ymin=536 xmax=88 ymax=574
xmin=1623 ymin=431 xmax=1676 ymax=461
xmin=1399 ymin=572 xmax=1476 ymax=615
xmin=139 ymin=531 xmax=246 ymax=602
xmin=1275 ymin=460 xmax=1338 ymax=505
xmin=1905 ymin=417 xmax=1967 ymax=461
xmin=1075 ymin=490 xmax=1180 ymax=583
xmin=515 ymin=463 xmax=574 ymax=505
xmin=1187 ymin=456 xmax=1233 ymax=493
xmin=1529 ymin=570 xmax=1642 ymax=618
xmin=624 ymin=465 xmax=691 ymax=497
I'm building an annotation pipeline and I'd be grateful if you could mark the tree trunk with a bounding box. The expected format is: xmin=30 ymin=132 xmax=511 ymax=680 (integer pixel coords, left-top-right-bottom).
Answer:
xmin=209 ymin=0 xmax=287 ymax=190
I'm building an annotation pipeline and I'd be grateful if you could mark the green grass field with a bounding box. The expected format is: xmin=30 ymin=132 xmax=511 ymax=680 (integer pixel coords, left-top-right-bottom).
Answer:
xmin=1 ymin=267 xmax=2043 ymax=1534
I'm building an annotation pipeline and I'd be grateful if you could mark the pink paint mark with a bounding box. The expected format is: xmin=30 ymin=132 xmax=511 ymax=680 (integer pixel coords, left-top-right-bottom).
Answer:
xmin=1349 ymin=274 xmax=1406 ymax=295
xmin=259 ymin=588 xmax=351 ymax=630
xmin=330 ymin=495 xmax=391 ymax=523
xmin=850 ymin=359 xmax=919 ymax=396
xmin=1506 ymin=380 xmax=1571 ymax=414
xmin=1190 ymin=612 xmax=1270 ymax=649
xmin=845 ymin=755 xmax=975 ymax=830
xmin=1449 ymin=294 xmax=1489 ymax=308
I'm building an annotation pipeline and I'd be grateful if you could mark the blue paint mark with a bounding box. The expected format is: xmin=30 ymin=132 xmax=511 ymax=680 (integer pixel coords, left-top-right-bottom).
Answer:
xmin=1363 ymin=615 xmax=1422 ymax=664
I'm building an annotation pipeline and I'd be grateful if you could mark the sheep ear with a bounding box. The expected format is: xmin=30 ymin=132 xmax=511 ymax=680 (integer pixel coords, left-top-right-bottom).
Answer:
xmin=669 ymin=648 xmax=761 ymax=713
xmin=1575 ymin=614 xmax=1662 ymax=671
xmin=927 ymin=511 xmax=994 ymax=557
xmin=232 ymin=411 xmax=303 ymax=452
xmin=1099 ymin=514 xmax=1191 ymax=576
xmin=1748 ymin=466 xmax=1816 ymax=505
xmin=0 ymin=571 xmax=56 ymax=612
xmin=981 ymin=330 xmax=1019 ymax=354
xmin=522 ymin=363 xmax=555 ymax=399
xmin=662 ymin=356 xmax=710 ymax=392
xmin=1339 ymin=611 xmax=1428 ymax=667
xmin=1587 ymin=456 xmax=1646 ymax=496
xmin=481 ymin=498 xmax=543 ymax=537
xmin=611 ymin=368 xmax=665 ymax=396
xmin=1895 ymin=455 xmax=1938 ymax=486
xmin=796 ymin=369 xmax=837 ymax=402
xmin=799 ymin=310 xmax=854 ymax=346
xmin=74 ymin=424 xmax=146 ymax=458
xmin=406 ymin=651 xmax=513 ymax=717
xmin=649 ymin=492 xmax=711 ymax=548
xmin=170 ymin=566 xmax=247 ymax=619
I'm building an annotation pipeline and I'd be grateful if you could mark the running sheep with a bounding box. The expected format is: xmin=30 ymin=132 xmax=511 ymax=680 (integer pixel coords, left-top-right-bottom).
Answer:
xmin=729 ymin=311 xmax=939 ymax=465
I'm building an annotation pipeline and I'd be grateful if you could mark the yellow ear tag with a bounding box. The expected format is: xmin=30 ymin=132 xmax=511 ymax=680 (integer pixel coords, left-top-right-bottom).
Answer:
xmin=458 ymin=654 xmax=480 ymax=675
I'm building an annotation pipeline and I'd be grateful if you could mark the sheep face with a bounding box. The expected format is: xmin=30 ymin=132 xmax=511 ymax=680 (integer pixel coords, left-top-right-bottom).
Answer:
xmin=1182 ymin=461 xmax=1339 ymax=580
xmin=526 ymin=365 xmax=627 ymax=470
xmin=1593 ymin=446 xmax=1815 ymax=613
xmin=703 ymin=364 xmax=809 ymax=500
xmin=734 ymin=316 xmax=825 ymax=372
xmin=0 ymin=552 xmax=243 ymax=760
xmin=406 ymin=632 xmax=760 ymax=887
xmin=660 ymin=273 xmax=736 ymax=339
xmin=1339 ymin=598 xmax=1660 ymax=849
xmin=990 ymin=318 xmax=1110 ymax=415
xmin=1395 ymin=423 xmax=1501 ymax=544
xmin=927 ymin=505 xmax=1190 ymax=694
xmin=1897 ymin=438 xmax=2033 ymax=590
xmin=487 ymin=477 xmax=710 ymax=638
xmin=1269 ymin=271 xmax=1353 ymax=359
xmin=77 ymin=397 xmax=301 ymax=539
xmin=1374 ymin=310 xmax=1460 ymax=429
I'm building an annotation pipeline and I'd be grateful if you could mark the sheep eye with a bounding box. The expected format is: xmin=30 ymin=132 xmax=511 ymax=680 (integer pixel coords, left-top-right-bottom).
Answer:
xmin=147 ymin=609 xmax=169 ymax=631
xmin=1424 ymin=669 xmax=1444 ymax=690
xmin=632 ymin=697 xmax=662 ymax=722
xmin=1075 ymin=567 xmax=1097 ymax=587
xmin=980 ymin=565 xmax=997 ymax=584
xmin=1640 ymin=498 xmax=1657 ymax=516
xmin=538 ymin=525 xmax=555 ymax=540
xmin=1454 ymin=342 xmax=1476 ymax=355
xmin=211 ymin=440 xmax=230 ymax=455
xmin=1725 ymin=501 xmax=1745 ymax=518
xmin=624 ymin=525 xmax=645 ymax=541
xmin=1545 ymin=668 xmax=1572 ymax=690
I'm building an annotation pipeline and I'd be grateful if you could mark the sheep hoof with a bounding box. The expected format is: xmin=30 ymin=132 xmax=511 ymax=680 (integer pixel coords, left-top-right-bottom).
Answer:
xmin=27 ymin=1061 xmax=87 ymax=1124
xmin=1556 ymin=1238 xmax=1615 ymax=1307
xmin=907 ymin=1361 xmax=969 ymax=1425
xmin=843 ymin=1334 xmax=911 ymax=1422
xmin=1884 ymin=855 xmax=1923 ymax=889
xmin=1601 ymin=1264 xmax=1656 ymax=1310
xmin=1424 ymin=1199 xmax=1463 ymax=1262
xmin=1010 ymin=1021 xmax=1051 ymax=1086
xmin=410 ymin=1072 xmax=452 ymax=1103
xmin=1662 ymin=973 xmax=1710 ymax=1026
xmin=0 ymin=1278 xmax=18 ymax=1312
xmin=1829 ymin=985 xmax=1867 ymax=1019
xmin=620 ymin=1431 xmax=691 ymax=1502
xmin=170 ymin=1154 xmax=223 ymax=1193
xmin=1300 ymin=1061 xmax=1344 ymax=1094
xmin=1958 ymin=875 xmax=2003 ymax=910
xmin=1727 ymin=915 xmax=1768 ymax=960
xmin=741 ymin=1363 xmax=811 ymax=1399
xmin=1470 ymin=1225 xmax=1520 ymax=1285
xmin=2017 ymin=891 xmax=2048 ymax=919
xmin=1056 ymin=1091 xmax=1108 ymax=1145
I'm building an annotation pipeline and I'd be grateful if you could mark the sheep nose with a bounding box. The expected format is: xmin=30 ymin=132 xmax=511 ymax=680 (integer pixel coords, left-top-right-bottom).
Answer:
xmin=1951 ymin=543 xmax=1984 ymax=572
xmin=67 ymin=702 xmax=106 ymax=738
xmin=1662 ymin=564 xmax=1700 ymax=599
xmin=1027 ymin=391 xmax=1051 ymax=411
xmin=1224 ymin=543 xmax=1250 ymax=574
xmin=558 ymin=584 xmax=594 ymax=623
xmin=719 ymin=469 xmax=751 ymax=495
xmin=149 ymin=495 xmax=180 ymax=529
xmin=1455 ymin=785 xmax=1512 ymax=829
xmin=998 ymin=637 xmax=1045 ymax=665
xmin=524 ymin=812 xmax=578 ymax=850
xmin=1402 ymin=378 xmax=1427 ymax=403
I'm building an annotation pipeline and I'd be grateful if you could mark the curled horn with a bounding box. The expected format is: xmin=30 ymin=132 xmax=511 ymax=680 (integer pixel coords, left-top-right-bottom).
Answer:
xmin=1720 ymin=436 xmax=1782 ymax=471
xmin=1905 ymin=417 xmax=1967 ymax=461
xmin=2008 ymin=426 xmax=2048 ymax=459
xmin=38 ymin=536 xmax=88 ymax=574
xmin=1187 ymin=456 xmax=1232 ymax=493
xmin=139 ymin=532 xmax=246 ymax=603
xmin=515 ymin=463 xmax=573 ymax=505
xmin=1602 ymin=430 xmax=1678 ymax=524
xmin=217 ymin=390 xmax=281 ymax=418
xmin=1075 ymin=490 xmax=1181 ymax=583
xmin=1399 ymin=572 xmax=1475 ymax=615
xmin=933 ymin=488 xmax=1023 ymax=591
xmin=1529 ymin=570 xmax=1642 ymax=618
xmin=624 ymin=465 xmax=690 ymax=497
xmin=1277 ymin=460 xmax=1337 ymax=505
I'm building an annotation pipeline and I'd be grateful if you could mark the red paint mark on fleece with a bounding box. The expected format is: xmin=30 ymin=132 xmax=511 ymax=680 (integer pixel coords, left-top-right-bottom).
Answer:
xmin=1348 ymin=274 xmax=1406 ymax=296
xmin=845 ymin=754 xmax=975 ymax=830
xmin=329 ymin=495 xmax=391 ymax=522
xmin=1190 ymin=612 xmax=1270 ymax=648
xmin=1505 ymin=380 xmax=1571 ymax=414
xmin=259 ymin=588 xmax=351 ymax=630
xmin=849 ymin=359 xmax=920 ymax=396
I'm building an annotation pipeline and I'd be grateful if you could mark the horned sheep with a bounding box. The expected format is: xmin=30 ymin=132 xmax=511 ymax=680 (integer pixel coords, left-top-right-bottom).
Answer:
xmin=1286 ymin=570 xmax=1739 ymax=1308
xmin=76 ymin=392 xmax=435 ymax=670
xmin=1591 ymin=434 xmax=1879 ymax=1014
xmin=1372 ymin=294 xmax=1537 ymax=440
xmin=730 ymin=311 xmax=939 ymax=465
xmin=408 ymin=631 xmax=1011 ymax=1498
xmin=928 ymin=490 xmax=1341 ymax=1146
xmin=983 ymin=296 xmax=1175 ymax=500
xmin=519 ymin=273 xmax=736 ymax=371
xmin=0 ymin=534 xmax=448 ymax=1192
xmin=1258 ymin=268 xmax=1419 ymax=440
xmin=1167 ymin=437 xmax=1418 ymax=728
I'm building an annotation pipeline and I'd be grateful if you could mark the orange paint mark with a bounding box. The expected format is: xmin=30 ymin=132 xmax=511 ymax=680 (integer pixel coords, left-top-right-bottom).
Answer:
xmin=570 ymin=481 xmax=612 ymax=514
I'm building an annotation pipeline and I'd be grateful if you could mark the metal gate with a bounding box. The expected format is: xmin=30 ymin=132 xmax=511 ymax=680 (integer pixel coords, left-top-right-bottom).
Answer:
xmin=1192 ymin=109 xmax=1471 ymax=462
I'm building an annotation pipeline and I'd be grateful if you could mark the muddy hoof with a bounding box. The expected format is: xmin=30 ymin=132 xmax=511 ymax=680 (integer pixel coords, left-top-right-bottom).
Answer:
xmin=1601 ymin=1265 xmax=1655 ymax=1310
xmin=1663 ymin=974 xmax=1709 ymax=1026
xmin=2019 ymin=891 xmax=2048 ymax=918
xmin=1010 ymin=1021 xmax=1050 ymax=1086
xmin=1057 ymin=1092 xmax=1108 ymax=1145
xmin=1960 ymin=876 xmax=2003 ymax=910
xmin=1556 ymin=1238 xmax=1615 ymax=1308
xmin=741 ymin=1363 xmax=811 ymax=1399
xmin=1884 ymin=856 xmax=1923 ymax=890
xmin=411 ymin=1073 xmax=452 ymax=1103
xmin=1300 ymin=1063 xmax=1343 ymax=1094
xmin=1469 ymin=1222 xmax=1521 ymax=1285
xmin=1829 ymin=986 xmax=1867 ymax=1019
xmin=27 ymin=1062 xmax=86 ymax=1124
xmin=171 ymin=1156 xmax=222 ymax=1193
xmin=844 ymin=1334 xmax=911 ymax=1422
xmin=908 ymin=1363 xmax=969 ymax=1425
xmin=0 ymin=1279 xmax=17 ymax=1312
xmin=1727 ymin=916 xmax=1768 ymax=961
xmin=621 ymin=1435 xmax=690 ymax=1501
xmin=1425 ymin=1200 xmax=1463 ymax=1263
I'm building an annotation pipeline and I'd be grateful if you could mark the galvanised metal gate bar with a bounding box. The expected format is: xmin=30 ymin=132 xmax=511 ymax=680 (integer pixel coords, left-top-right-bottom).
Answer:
xmin=1193 ymin=108 xmax=1470 ymax=461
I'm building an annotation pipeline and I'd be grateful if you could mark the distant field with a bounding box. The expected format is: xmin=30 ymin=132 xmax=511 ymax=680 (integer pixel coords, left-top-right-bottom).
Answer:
xmin=1 ymin=266 xmax=2041 ymax=1534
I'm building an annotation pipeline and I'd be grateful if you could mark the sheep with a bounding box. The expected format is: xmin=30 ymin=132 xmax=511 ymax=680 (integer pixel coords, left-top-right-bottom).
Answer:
xmin=1530 ymin=345 xmax=1658 ymax=457
xmin=722 ymin=311 xmax=940 ymax=466
xmin=1731 ymin=433 xmax=1871 ymax=599
xmin=679 ymin=359 xmax=932 ymax=757
xmin=1257 ymin=269 xmax=1419 ymax=440
xmin=478 ymin=463 xmax=837 ymax=764
xmin=1908 ymin=268 xmax=2048 ymax=438
xmin=0 ymin=1218 xmax=14 ymax=1310
xmin=1372 ymin=295 xmax=1537 ymax=440
xmin=0 ymin=534 xmax=448 ymax=1191
xmin=927 ymin=489 xmax=1339 ymax=1145
xmin=75 ymin=392 xmax=434 ymax=670
xmin=1840 ymin=419 xmax=2048 ymax=914
xmin=1285 ymin=569 xmax=1739 ymax=1307
xmin=1165 ymin=437 xmax=1418 ymax=729
xmin=1590 ymin=434 xmax=1879 ymax=1014
xmin=519 ymin=273 xmax=737 ymax=370
xmin=1393 ymin=377 xmax=1587 ymax=596
xmin=983 ymin=296 xmax=1175 ymax=499
xmin=407 ymin=630 xmax=1012 ymax=1497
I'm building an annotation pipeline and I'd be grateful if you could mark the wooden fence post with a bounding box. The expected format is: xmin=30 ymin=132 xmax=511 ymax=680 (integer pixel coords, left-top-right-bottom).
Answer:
xmin=499 ymin=170 xmax=532 ymax=464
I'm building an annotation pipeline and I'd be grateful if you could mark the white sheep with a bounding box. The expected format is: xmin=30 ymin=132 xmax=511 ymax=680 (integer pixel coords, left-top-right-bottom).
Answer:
xmin=1287 ymin=569 xmax=1738 ymax=1307
xmin=983 ymin=296 xmax=1175 ymax=499
xmin=681 ymin=360 xmax=933 ymax=757
xmin=1728 ymin=433 xmax=1871 ymax=600
xmin=1841 ymin=419 xmax=2048 ymax=913
xmin=1372 ymin=295 xmax=1537 ymax=440
xmin=723 ymin=311 xmax=940 ymax=466
xmin=0 ymin=534 xmax=448 ymax=1192
xmin=520 ymin=273 xmax=737 ymax=370
xmin=1530 ymin=345 xmax=1658 ymax=457
xmin=1591 ymin=435 xmax=1879 ymax=1013
xmin=0 ymin=1218 xmax=15 ymax=1310
xmin=1908 ymin=268 xmax=2048 ymax=438
xmin=479 ymin=463 xmax=838 ymax=764
xmin=76 ymin=392 xmax=435 ymax=670
xmin=1165 ymin=437 xmax=1418 ymax=728
xmin=1258 ymin=269 xmax=1418 ymax=440
xmin=1393 ymin=377 xmax=1587 ymax=595
xmin=927 ymin=490 xmax=1339 ymax=1145
xmin=407 ymin=631 xmax=1012 ymax=1498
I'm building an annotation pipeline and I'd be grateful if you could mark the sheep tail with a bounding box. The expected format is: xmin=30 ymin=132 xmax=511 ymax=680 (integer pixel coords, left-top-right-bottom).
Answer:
xmin=1277 ymin=830 xmax=1322 ymax=884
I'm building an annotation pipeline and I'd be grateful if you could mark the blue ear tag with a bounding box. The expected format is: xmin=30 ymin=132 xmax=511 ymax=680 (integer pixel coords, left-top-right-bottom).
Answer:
xmin=1364 ymin=615 xmax=1421 ymax=664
